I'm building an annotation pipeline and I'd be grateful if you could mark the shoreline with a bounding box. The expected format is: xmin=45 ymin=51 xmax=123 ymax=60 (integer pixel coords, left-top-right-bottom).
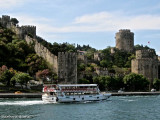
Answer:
xmin=111 ymin=92 xmax=160 ymax=96
xmin=0 ymin=92 xmax=160 ymax=98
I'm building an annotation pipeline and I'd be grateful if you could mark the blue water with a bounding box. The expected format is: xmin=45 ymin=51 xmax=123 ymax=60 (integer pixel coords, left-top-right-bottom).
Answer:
xmin=0 ymin=95 xmax=160 ymax=120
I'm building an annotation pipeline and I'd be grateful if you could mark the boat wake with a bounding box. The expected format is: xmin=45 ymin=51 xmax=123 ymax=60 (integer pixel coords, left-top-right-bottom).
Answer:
xmin=0 ymin=100 xmax=46 ymax=106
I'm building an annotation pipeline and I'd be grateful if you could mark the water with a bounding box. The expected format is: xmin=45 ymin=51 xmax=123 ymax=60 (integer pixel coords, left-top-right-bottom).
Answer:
xmin=0 ymin=96 xmax=160 ymax=120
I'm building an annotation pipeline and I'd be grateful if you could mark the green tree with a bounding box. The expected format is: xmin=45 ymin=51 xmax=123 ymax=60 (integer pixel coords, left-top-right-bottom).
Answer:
xmin=134 ymin=44 xmax=150 ymax=50
xmin=153 ymin=78 xmax=160 ymax=91
xmin=123 ymin=73 xmax=149 ymax=91
xmin=101 ymin=47 xmax=112 ymax=68
xmin=11 ymin=72 xmax=32 ymax=88
xmin=100 ymin=60 xmax=113 ymax=68
xmin=93 ymin=76 xmax=108 ymax=91
xmin=105 ymin=76 xmax=124 ymax=91
xmin=25 ymin=54 xmax=48 ymax=75
xmin=78 ymin=63 xmax=85 ymax=71
xmin=93 ymin=75 xmax=124 ymax=91
xmin=0 ymin=69 xmax=14 ymax=86
xmin=78 ymin=78 xmax=90 ymax=84
xmin=10 ymin=18 xmax=19 ymax=25
xmin=113 ymin=49 xmax=131 ymax=68
xmin=125 ymin=54 xmax=135 ymax=68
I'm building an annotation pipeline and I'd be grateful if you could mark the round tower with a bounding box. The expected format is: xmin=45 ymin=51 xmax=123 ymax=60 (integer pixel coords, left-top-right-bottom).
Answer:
xmin=115 ymin=29 xmax=134 ymax=52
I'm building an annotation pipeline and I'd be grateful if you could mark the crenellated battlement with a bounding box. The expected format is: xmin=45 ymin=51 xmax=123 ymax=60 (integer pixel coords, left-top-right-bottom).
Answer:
xmin=0 ymin=15 xmax=36 ymax=39
xmin=21 ymin=25 xmax=36 ymax=28
xmin=20 ymin=25 xmax=36 ymax=38
xmin=58 ymin=52 xmax=77 ymax=57
xmin=119 ymin=29 xmax=131 ymax=33
xmin=1 ymin=15 xmax=10 ymax=21
xmin=0 ymin=15 xmax=10 ymax=27
xmin=115 ymin=29 xmax=134 ymax=52
xmin=116 ymin=29 xmax=134 ymax=39
xmin=136 ymin=49 xmax=157 ymax=59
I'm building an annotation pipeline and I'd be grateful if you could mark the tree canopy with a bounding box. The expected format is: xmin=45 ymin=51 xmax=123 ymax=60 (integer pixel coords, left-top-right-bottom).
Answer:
xmin=123 ymin=73 xmax=149 ymax=91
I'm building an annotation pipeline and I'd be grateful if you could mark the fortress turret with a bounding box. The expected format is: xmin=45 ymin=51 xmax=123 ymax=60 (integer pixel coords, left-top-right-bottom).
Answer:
xmin=136 ymin=49 xmax=158 ymax=59
xmin=115 ymin=29 xmax=134 ymax=52
xmin=20 ymin=25 xmax=36 ymax=39
xmin=58 ymin=52 xmax=77 ymax=84
xmin=131 ymin=49 xmax=159 ymax=89
xmin=1 ymin=15 xmax=10 ymax=27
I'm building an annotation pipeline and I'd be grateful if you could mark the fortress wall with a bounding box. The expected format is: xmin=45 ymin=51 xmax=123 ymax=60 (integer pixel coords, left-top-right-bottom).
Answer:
xmin=25 ymin=36 xmax=58 ymax=73
xmin=95 ymin=67 xmax=108 ymax=76
xmin=1 ymin=15 xmax=78 ymax=83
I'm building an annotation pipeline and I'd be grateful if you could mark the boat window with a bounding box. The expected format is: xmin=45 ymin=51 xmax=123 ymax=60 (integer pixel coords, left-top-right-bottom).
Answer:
xmin=50 ymin=92 xmax=53 ymax=95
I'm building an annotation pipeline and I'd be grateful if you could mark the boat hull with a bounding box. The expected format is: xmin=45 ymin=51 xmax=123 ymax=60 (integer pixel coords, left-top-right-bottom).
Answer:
xmin=42 ymin=93 xmax=111 ymax=103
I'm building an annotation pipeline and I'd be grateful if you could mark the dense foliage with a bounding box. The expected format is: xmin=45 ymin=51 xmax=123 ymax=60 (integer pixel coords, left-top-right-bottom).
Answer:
xmin=37 ymin=36 xmax=76 ymax=56
xmin=11 ymin=72 xmax=32 ymax=87
xmin=123 ymin=73 xmax=149 ymax=91
xmin=0 ymin=65 xmax=32 ymax=87
xmin=153 ymin=78 xmax=160 ymax=91
xmin=0 ymin=25 xmax=52 ymax=90
xmin=0 ymin=26 xmax=48 ymax=76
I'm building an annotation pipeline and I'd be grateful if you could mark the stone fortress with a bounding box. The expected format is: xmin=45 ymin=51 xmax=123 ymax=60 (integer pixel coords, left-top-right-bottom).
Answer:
xmin=115 ymin=29 xmax=160 ymax=87
xmin=132 ymin=49 xmax=159 ymax=88
xmin=1 ymin=15 xmax=160 ymax=86
xmin=0 ymin=15 xmax=77 ymax=84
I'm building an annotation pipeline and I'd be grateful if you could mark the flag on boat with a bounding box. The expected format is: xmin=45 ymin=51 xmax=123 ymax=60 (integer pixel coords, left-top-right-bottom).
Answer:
xmin=43 ymin=86 xmax=48 ymax=92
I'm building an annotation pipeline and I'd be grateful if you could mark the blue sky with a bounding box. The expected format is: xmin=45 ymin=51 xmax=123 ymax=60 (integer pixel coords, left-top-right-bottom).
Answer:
xmin=1 ymin=0 xmax=160 ymax=55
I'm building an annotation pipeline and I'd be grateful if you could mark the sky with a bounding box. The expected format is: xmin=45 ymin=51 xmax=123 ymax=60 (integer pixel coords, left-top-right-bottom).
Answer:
xmin=1 ymin=0 xmax=160 ymax=55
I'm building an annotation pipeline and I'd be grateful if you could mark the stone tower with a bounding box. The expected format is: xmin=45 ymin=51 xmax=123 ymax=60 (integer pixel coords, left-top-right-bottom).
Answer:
xmin=115 ymin=29 xmax=134 ymax=52
xmin=20 ymin=25 xmax=36 ymax=39
xmin=1 ymin=15 xmax=10 ymax=27
xmin=58 ymin=52 xmax=77 ymax=84
xmin=131 ymin=49 xmax=159 ymax=89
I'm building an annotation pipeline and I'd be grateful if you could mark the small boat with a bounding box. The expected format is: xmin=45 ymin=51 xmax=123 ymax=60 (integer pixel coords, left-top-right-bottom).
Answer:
xmin=42 ymin=84 xmax=111 ymax=103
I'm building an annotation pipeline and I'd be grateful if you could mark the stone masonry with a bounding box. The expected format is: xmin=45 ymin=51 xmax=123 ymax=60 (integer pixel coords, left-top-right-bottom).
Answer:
xmin=131 ymin=49 xmax=159 ymax=89
xmin=115 ymin=29 xmax=134 ymax=52
xmin=0 ymin=15 xmax=77 ymax=84
xmin=25 ymin=36 xmax=58 ymax=73
xmin=58 ymin=52 xmax=77 ymax=84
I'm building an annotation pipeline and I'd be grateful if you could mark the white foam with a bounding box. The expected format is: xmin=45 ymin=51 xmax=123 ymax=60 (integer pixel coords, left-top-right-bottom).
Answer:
xmin=0 ymin=100 xmax=46 ymax=106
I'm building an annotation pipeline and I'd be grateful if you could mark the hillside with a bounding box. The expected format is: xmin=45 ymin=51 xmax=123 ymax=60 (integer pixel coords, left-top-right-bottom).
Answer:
xmin=0 ymin=15 xmax=156 ymax=92
xmin=0 ymin=25 xmax=49 ymax=75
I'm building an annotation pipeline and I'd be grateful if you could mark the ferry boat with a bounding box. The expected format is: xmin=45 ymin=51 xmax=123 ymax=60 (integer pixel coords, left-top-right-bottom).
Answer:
xmin=42 ymin=84 xmax=111 ymax=103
